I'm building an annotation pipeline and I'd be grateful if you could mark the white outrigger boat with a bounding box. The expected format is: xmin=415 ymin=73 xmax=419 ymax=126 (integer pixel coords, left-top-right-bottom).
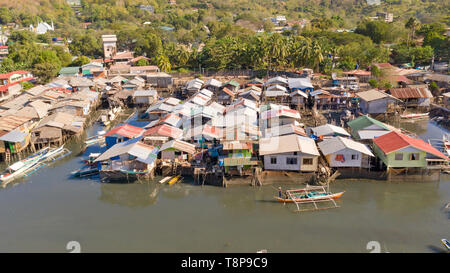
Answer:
xmin=0 ymin=148 xmax=50 ymax=185
xmin=0 ymin=145 xmax=72 ymax=186
xmin=84 ymin=130 xmax=106 ymax=147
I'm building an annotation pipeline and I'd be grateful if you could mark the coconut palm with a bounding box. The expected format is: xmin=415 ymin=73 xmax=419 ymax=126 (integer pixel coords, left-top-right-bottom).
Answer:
xmin=156 ymin=55 xmax=172 ymax=72
xmin=405 ymin=17 xmax=420 ymax=46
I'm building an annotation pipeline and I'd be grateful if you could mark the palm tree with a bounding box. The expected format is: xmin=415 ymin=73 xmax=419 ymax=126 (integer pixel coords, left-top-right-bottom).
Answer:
xmin=156 ymin=55 xmax=172 ymax=72
xmin=310 ymin=40 xmax=324 ymax=72
xmin=177 ymin=46 xmax=190 ymax=67
xmin=405 ymin=17 xmax=420 ymax=46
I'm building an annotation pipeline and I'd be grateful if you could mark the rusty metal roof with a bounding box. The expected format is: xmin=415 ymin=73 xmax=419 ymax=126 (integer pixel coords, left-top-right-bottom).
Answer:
xmin=388 ymin=87 xmax=433 ymax=99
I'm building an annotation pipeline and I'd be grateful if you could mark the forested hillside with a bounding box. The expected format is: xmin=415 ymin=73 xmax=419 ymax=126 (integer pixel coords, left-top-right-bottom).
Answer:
xmin=0 ymin=0 xmax=448 ymax=83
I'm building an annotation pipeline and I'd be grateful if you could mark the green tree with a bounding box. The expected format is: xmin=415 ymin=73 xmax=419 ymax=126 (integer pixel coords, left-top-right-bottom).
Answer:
xmin=355 ymin=21 xmax=390 ymax=44
xmin=135 ymin=58 xmax=150 ymax=66
xmin=156 ymin=55 xmax=171 ymax=72
xmin=368 ymin=79 xmax=378 ymax=88
xmin=32 ymin=62 xmax=60 ymax=84
xmin=405 ymin=17 xmax=420 ymax=46
xmin=71 ymin=56 xmax=91 ymax=67
xmin=429 ymin=81 xmax=440 ymax=96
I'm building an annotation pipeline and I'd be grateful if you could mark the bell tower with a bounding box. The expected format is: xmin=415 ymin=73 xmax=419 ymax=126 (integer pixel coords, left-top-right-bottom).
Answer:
xmin=101 ymin=34 xmax=117 ymax=60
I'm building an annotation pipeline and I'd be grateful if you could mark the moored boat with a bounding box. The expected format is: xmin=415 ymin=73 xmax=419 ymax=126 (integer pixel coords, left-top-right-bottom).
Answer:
xmin=276 ymin=191 xmax=345 ymax=203
xmin=71 ymin=165 xmax=99 ymax=178
xmin=168 ymin=175 xmax=182 ymax=186
xmin=159 ymin=176 xmax=172 ymax=184
xmin=275 ymin=185 xmax=344 ymax=212
xmin=0 ymin=156 xmax=44 ymax=185
xmin=400 ymin=112 xmax=429 ymax=119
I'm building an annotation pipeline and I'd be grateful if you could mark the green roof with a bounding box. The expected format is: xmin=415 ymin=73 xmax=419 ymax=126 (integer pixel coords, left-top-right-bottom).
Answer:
xmin=224 ymin=80 xmax=240 ymax=87
xmin=59 ymin=66 xmax=80 ymax=75
xmin=347 ymin=115 xmax=390 ymax=132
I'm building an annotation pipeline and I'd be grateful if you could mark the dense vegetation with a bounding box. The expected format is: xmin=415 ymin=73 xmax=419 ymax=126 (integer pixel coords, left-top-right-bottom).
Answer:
xmin=0 ymin=0 xmax=448 ymax=82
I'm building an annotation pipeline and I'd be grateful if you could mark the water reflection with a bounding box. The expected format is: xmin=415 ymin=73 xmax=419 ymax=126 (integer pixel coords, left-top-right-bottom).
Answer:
xmin=99 ymin=181 xmax=160 ymax=208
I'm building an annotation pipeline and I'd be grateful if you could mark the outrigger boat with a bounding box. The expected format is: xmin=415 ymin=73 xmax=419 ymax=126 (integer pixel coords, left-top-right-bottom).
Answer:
xmin=400 ymin=112 xmax=429 ymax=119
xmin=0 ymin=145 xmax=71 ymax=186
xmin=275 ymin=185 xmax=345 ymax=212
xmin=0 ymin=156 xmax=43 ymax=185
xmin=84 ymin=131 xmax=106 ymax=147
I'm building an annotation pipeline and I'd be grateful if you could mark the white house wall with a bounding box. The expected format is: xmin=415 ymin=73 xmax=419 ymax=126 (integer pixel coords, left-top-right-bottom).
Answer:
xmin=327 ymin=148 xmax=363 ymax=168
xmin=263 ymin=152 xmax=317 ymax=172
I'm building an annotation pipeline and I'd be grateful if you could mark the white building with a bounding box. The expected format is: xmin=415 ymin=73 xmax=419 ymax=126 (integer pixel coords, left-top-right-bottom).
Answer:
xmin=259 ymin=134 xmax=319 ymax=172
xmin=30 ymin=21 xmax=54 ymax=35
xmin=318 ymin=137 xmax=374 ymax=168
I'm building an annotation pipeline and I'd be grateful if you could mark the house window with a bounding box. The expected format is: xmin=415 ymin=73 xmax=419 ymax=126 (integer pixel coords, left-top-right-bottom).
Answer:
xmin=395 ymin=153 xmax=403 ymax=160
xmin=270 ymin=157 xmax=277 ymax=164
xmin=286 ymin=158 xmax=297 ymax=165
xmin=410 ymin=153 xmax=420 ymax=161
xmin=303 ymin=158 xmax=313 ymax=165
xmin=351 ymin=154 xmax=359 ymax=160
xmin=293 ymin=152 xmax=297 ymax=155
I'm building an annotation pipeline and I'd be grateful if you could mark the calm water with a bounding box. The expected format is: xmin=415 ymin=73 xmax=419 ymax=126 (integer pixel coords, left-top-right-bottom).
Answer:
xmin=0 ymin=117 xmax=448 ymax=253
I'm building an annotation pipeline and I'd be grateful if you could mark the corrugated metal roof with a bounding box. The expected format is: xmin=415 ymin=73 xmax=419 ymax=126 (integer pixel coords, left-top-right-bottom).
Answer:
xmin=357 ymin=130 xmax=391 ymax=140
xmin=347 ymin=115 xmax=392 ymax=132
xmin=318 ymin=136 xmax=374 ymax=156
xmin=205 ymin=79 xmax=222 ymax=88
xmin=260 ymin=108 xmax=301 ymax=120
xmin=95 ymin=136 xmax=158 ymax=164
xmin=264 ymin=124 xmax=306 ymax=137
xmin=311 ymin=124 xmax=350 ymax=137
xmin=222 ymin=141 xmax=253 ymax=150
xmin=259 ymin=135 xmax=319 ymax=156
xmin=0 ymin=130 xmax=27 ymax=143
xmin=105 ymin=124 xmax=145 ymax=138
xmin=356 ymin=89 xmax=389 ymax=102
xmin=264 ymin=76 xmax=288 ymax=86
xmin=159 ymin=139 xmax=196 ymax=154
xmin=373 ymin=131 xmax=448 ymax=160
xmin=389 ymin=87 xmax=433 ymax=99
xmin=288 ymin=77 xmax=313 ymax=89
xmin=0 ymin=115 xmax=32 ymax=131
xmin=133 ymin=89 xmax=157 ymax=97
xmin=144 ymin=124 xmax=182 ymax=139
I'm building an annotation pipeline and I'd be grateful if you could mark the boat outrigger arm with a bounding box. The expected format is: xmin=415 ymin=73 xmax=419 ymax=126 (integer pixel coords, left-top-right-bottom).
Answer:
xmin=281 ymin=185 xmax=343 ymax=212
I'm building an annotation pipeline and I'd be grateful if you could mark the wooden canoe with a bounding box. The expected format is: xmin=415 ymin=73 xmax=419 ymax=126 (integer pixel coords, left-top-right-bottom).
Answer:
xmin=168 ymin=175 xmax=181 ymax=186
xmin=275 ymin=191 xmax=345 ymax=203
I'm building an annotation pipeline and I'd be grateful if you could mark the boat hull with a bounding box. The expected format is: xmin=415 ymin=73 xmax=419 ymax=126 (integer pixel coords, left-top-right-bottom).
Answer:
xmin=275 ymin=191 xmax=345 ymax=203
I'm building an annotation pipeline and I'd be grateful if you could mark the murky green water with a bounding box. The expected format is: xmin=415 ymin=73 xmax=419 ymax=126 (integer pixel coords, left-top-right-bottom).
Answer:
xmin=0 ymin=117 xmax=448 ymax=253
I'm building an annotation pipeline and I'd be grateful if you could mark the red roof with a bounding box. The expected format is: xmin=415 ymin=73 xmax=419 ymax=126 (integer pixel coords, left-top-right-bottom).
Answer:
xmin=373 ymin=131 xmax=448 ymax=160
xmin=0 ymin=46 xmax=8 ymax=49
xmin=105 ymin=124 xmax=145 ymax=138
xmin=385 ymin=75 xmax=413 ymax=84
xmin=0 ymin=70 xmax=30 ymax=80
xmin=374 ymin=63 xmax=395 ymax=69
xmin=144 ymin=124 xmax=182 ymax=139
xmin=343 ymin=70 xmax=371 ymax=76
xmin=130 ymin=56 xmax=151 ymax=63
xmin=222 ymin=87 xmax=235 ymax=97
